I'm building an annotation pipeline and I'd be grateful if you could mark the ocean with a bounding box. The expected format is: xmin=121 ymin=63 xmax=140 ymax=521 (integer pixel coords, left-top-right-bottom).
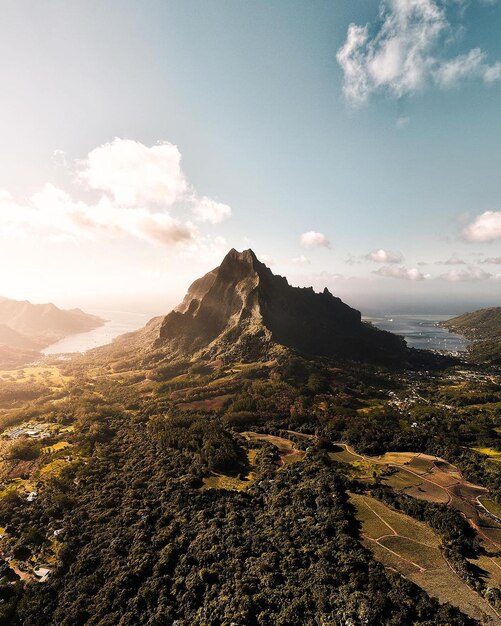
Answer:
xmin=42 ymin=311 xmax=469 ymax=356
xmin=42 ymin=310 xmax=154 ymax=355
xmin=366 ymin=314 xmax=469 ymax=352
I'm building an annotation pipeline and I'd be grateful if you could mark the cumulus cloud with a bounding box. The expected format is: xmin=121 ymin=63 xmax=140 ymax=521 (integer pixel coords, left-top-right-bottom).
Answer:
xmin=481 ymin=256 xmax=501 ymax=264
xmin=0 ymin=183 xmax=195 ymax=246
xmin=439 ymin=266 xmax=492 ymax=281
xmin=366 ymin=248 xmax=403 ymax=263
xmin=463 ymin=211 xmax=501 ymax=241
xmin=336 ymin=0 xmax=501 ymax=105
xmin=373 ymin=265 xmax=428 ymax=281
xmin=0 ymin=139 xmax=232 ymax=248
xmin=299 ymin=231 xmax=330 ymax=248
xmin=192 ymin=196 xmax=232 ymax=224
xmin=78 ymin=139 xmax=187 ymax=207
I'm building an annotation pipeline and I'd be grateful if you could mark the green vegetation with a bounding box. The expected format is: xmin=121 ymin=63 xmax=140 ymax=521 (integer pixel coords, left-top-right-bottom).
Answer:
xmin=442 ymin=308 xmax=501 ymax=364
xmin=0 ymin=343 xmax=498 ymax=624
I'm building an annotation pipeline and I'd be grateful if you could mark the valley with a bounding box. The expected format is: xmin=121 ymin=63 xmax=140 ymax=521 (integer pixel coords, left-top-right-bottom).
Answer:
xmin=0 ymin=250 xmax=499 ymax=625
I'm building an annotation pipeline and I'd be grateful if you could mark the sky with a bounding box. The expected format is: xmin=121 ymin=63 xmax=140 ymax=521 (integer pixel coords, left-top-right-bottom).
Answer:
xmin=0 ymin=0 xmax=500 ymax=315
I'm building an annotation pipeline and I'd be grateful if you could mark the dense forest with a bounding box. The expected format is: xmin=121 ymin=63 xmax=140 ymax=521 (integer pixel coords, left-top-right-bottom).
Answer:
xmin=0 ymin=346 xmax=499 ymax=624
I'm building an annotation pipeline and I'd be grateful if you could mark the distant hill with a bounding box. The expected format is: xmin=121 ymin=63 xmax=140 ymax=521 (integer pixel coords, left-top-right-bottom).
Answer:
xmin=0 ymin=297 xmax=105 ymax=366
xmin=110 ymin=248 xmax=407 ymax=365
xmin=442 ymin=307 xmax=501 ymax=364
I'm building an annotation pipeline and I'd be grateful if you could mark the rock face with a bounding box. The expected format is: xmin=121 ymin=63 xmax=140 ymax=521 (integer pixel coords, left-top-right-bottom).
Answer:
xmin=157 ymin=249 xmax=406 ymax=362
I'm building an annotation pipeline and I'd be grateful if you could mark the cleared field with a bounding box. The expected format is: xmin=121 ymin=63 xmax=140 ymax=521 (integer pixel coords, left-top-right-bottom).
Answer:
xmin=281 ymin=451 xmax=306 ymax=466
xmin=42 ymin=441 xmax=71 ymax=454
xmin=202 ymin=474 xmax=250 ymax=491
xmin=472 ymin=447 xmax=501 ymax=461
xmin=242 ymin=431 xmax=307 ymax=471
xmin=350 ymin=493 xmax=440 ymax=547
xmin=469 ymin=554 xmax=501 ymax=588
xmin=331 ymin=442 xmax=501 ymax=546
xmin=377 ymin=451 xmax=417 ymax=465
xmin=379 ymin=536 xmax=443 ymax=570
xmin=180 ymin=394 xmax=232 ymax=412
xmin=39 ymin=459 xmax=69 ymax=478
xmin=0 ymin=366 xmax=71 ymax=389
xmin=412 ymin=569 xmax=500 ymax=626
xmin=242 ymin=432 xmax=295 ymax=451
xmin=350 ymin=492 xmax=500 ymax=625
xmin=479 ymin=497 xmax=501 ymax=519
xmin=202 ymin=448 xmax=258 ymax=492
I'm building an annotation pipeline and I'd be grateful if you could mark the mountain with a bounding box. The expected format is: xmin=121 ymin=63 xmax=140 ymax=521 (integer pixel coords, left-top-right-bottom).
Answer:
xmin=442 ymin=307 xmax=501 ymax=364
xmin=0 ymin=323 xmax=39 ymax=350
xmin=113 ymin=248 xmax=406 ymax=364
xmin=0 ymin=297 xmax=105 ymax=366
xmin=0 ymin=297 xmax=104 ymax=345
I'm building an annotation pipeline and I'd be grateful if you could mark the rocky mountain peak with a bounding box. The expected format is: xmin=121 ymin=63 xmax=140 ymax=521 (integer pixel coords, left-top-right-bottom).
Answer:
xmin=153 ymin=249 xmax=406 ymax=363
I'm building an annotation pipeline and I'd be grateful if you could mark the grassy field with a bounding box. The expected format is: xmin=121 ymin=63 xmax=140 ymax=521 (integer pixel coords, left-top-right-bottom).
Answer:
xmin=242 ymin=432 xmax=295 ymax=451
xmin=203 ymin=433 xmax=306 ymax=492
xmin=0 ymin=365 xmax=71 ymax=389
xmin=180 ymin=394 xmax=232 ymax=412
xmin=39 ymin=459 xmax=69 ymax=478
xmin=472 ymin=447 xmax=501 ymax=461
xmin=468 ymin=553 xmax=501 ymax=589
xmin=202 ymin=448 xmax=259 ymax=492
xmin=479 ymin=496 xmax=501 ymax=518
xmin=350 ymin=492 xmax=500 ymax=625
xmin=42 ymin=441 xmax=71 ymax=454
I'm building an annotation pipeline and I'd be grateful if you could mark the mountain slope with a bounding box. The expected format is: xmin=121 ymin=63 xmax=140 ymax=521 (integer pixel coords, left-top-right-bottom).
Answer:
xmin=0 ymin=323 xmax=40 ymax=350
xmin=442 ymin=307 xmax=501 ymax=364
xmin=0 ymin=297 xmax=104 ymax=345
xmin=0 ymin=297 xmax=105 ymax=366
xmin=113 ymin=248 xmax=406 ymax=364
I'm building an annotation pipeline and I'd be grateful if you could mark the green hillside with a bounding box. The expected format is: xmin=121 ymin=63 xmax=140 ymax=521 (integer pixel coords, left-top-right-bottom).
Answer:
xmin=443 ymin=308 xmax=501 ymax=364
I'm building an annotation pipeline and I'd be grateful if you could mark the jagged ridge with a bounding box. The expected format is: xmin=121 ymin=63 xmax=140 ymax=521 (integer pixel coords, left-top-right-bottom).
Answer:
xmin=156 ymin=249 xmax=406 ymax=362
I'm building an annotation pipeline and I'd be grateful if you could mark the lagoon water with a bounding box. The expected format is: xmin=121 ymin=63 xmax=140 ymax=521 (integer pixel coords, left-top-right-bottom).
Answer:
xmin=366 ymin=314 xmax=469 ymax=352
xmin=42 ymin=310 xmax=153 ymax=355
xmin=42 ymin=310 xmax=469 ymax=356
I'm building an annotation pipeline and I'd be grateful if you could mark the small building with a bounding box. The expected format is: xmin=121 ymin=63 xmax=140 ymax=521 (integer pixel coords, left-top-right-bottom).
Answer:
xmin=33 ymin=566 xmax=51 ymax=582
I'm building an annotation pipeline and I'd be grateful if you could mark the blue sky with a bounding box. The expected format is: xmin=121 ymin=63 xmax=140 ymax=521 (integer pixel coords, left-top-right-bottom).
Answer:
xmin=0 ymin=0 xmax=500 ymax=313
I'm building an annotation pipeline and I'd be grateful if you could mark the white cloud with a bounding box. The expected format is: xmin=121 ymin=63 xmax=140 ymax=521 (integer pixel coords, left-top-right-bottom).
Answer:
xmin=337 ymin=0 xmax=501 ymax=105
xmin=481 ymin=256 xmax=501 ymax=264
xmin=374 ymin=265 xmax=428 ymax=281
xmin=435 ymin=48 xmax=501 ymax=86
xmin=0 ymin=183 xmax=196 ymax=247
xmin=291 ymin=254 xmax=310 ymax=264
xmin=0 ymin=139 xmax=233 ymax=248
xmin=439 ymin=266 xmax=492 ymax=281
xmin=299 ymin=231 xmax=330 ymax=248
xmin=192 ymin=196 xmax=232 ymax=224
xmin=366 ymin=248 xmax=403 ymax=263
xmin=463 ymin=211 xmax=501 ymax=241
xmin=78 ymin=138 xmax=188 ymax=207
